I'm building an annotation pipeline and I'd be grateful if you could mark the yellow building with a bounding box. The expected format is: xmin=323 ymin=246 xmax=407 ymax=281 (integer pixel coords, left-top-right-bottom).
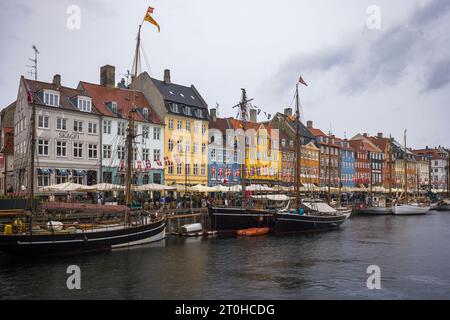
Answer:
xmin=136 ymin=69 xmax=209 ymax=186
xmin=228 ymin=119 xmax=281 ymax=183
xmin=164 ymin=116 xmax=209 ymax=185
xmin=301 ymin=141 xmax=320 ymax=185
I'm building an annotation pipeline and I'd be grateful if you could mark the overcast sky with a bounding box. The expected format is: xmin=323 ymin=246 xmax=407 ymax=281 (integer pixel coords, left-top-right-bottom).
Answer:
xmin=0 ymin=0 xmax=449 ymax=148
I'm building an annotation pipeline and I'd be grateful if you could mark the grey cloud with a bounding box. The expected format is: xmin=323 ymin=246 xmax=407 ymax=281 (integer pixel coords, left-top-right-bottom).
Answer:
xmin=265 ymin=0 xmax=450 ymax=99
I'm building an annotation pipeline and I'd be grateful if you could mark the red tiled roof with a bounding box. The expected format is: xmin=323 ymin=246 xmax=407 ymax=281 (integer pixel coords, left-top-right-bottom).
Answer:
xmin=369 ymin=137 xmax=389 ymax=152
xmin=308 ymin=127 xmax=327 ymax=137
xmin=80 ymin=82 xmax=163 ymax=125
xmin=24 ymin=78 xmax=101 ymax=115
xmin=209 ymin=117 xmax=230 ymax=134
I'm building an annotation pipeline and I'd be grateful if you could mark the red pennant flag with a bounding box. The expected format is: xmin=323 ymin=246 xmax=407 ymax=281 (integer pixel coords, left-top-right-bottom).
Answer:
xmin=299 ymin=76 xmax=308 ymax=87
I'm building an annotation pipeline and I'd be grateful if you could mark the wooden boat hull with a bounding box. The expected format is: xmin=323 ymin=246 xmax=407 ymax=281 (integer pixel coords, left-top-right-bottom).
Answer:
xmin=273 ymin=212 xmax=348 ymax=234
xmin=392 ymin=205 xmax=430 ymax=215
xmin=208 ymin=207 xmax=273 ymax=233
xmin=0 ymin=217 xmax=166 ymax=256
xmin=358 ymin=207 xmax=392 ymax=215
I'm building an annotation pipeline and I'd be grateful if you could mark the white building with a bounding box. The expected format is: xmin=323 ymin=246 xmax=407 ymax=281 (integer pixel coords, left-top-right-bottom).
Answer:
xmin=79 ymin=65 xmax=165 ymax=185
xmin=13 ymin=75 xmax=101 ymax=192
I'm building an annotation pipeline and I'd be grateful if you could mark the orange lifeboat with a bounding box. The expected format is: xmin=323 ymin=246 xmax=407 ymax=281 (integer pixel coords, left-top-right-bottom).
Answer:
xmin=237 ymin=227 xmax=270 ymax=237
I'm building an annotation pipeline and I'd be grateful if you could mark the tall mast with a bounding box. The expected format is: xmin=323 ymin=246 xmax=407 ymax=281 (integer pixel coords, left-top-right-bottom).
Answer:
xmin=404 ymin=130 xmax=408 ymax=204
xmin=447 ymin=150 xmax=450 ymax=198
xmin=125 ymin=25 xmax=142 ymax=218
xmin=369 ymin=151 xmax=373 ymax=203
xmin=240 ymin=88 xmax=247 ymax=204
xmin=294 ymin=84 xmax=301 ymax=210
xmin=327 ymin=132 xmax=332 ymax=204
xmin=389 ymin=135 xmax=393 ymax=198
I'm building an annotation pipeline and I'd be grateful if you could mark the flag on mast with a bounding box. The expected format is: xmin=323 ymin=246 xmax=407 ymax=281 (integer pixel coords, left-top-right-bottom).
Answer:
xmin=299 ymin=76 xmax=308 ymax=87
xmin=144 ymin=6 xmax=161 ymax=32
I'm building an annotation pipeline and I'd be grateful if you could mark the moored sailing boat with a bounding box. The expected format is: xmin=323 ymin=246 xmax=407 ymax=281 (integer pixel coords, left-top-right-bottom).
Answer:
xmin=0 ymin=13 xmax=166 ymax=255
xmin=273 ymin=77 xmax=350 ymax=234
xmin=392 ymin=130 xmax=430 ymax=215
xmin=208 ymin=89 xmax=274 ymax=233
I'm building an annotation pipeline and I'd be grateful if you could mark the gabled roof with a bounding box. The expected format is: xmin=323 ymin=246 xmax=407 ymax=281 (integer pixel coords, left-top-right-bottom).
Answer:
xmin=150 ymin=77 xmax=207 ymax=109
xmin=79 ymin=82 xmax=163 ymax=125
xmin=209 ymin=117 xmax=230 ymax=134
xmin=24 ymin=78 xmax=101 ymax=115
xmin=369 ymin=136 xmax=390 ymax=152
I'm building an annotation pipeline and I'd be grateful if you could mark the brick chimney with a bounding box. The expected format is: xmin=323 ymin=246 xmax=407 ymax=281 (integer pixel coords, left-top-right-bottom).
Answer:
xmin=284 ymin=108 xmax=292 ymax=117
xmin=100 ymin=65 xmax=116 ymax=88
xmin=250 ymin=109 xmax=257 ymax=123
xmin=307 ymin=120 xmax=313 ymax=129
xmin=210 ymin=108 xmax=217 ymax=122
xmin=363 ymin=133 xmax=368 ymax=138
xmin=53 ymin=74 xmax=61 ymax=87
xmin=377 ymin=132 xmax=383 ymax=138
xmin=164 ymin=69 xmax=171 ymax=84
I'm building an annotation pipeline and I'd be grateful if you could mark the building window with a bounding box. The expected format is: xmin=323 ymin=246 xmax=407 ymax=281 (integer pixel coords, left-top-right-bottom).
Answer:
xmin=142 ymin=149 xmax=150 ymax=161
xmin=168 ymin=139 xmax=174 ymax=151
xmin=143 ymin=174 xmax=150 ymax=185
xmin=38 ymin=115 xmax=49 ymax=129
xmin=44 ymin=92 xmax=59 ymax=107
xmin=151 ymin=149 xmax=160 ymax=164
xmin=153 ymin=127 xmax=161 ymax=140
xmin=168 ymin=163 xmax=174 ymax=174
xmin=176 ymin=163 xmax=182 ymax=175
xmin=201 ymin=164 xmax=206 ymax=176
xmin=186 ymin=140 xmax=191 ymax=153
xmin=185 ymin=106 xmax=192 ymax=116
xmin=177 ymin=140 xmax=183 ymax=153
xmin=103 ymin=120 xmax=111 ymax=134
xmin=193 ymin=142 xmax=199 ymax=154
xmin=142 ymin=126 xmax=149 ymax=139
xmin=37 ymin=139 xmax=49 ymax=156
xmin=193 ymin=164 xmax=199 ymax=175
xmin=57 ymin=118 xmax=67 ymax=131
xmin=211 ymin=149 xmax=216 ymax=162
xmin=185 ymin=164 xmax=191 ymax=175
xmin=103 ymin=145 xmax=112 ymax=159
xmin=37 ymin=174 xmax=50 ymax=187
xmin=202 ymin=143 xmax=207 ymax=155
xmin=168 ymin=119 xmax=174 ymax=130
xmin=78 ymin=98 xmax=92 ymax=112
xmin=74 ymin=120 xmax=83 ymax=132
xmin=56 ymin=141 xmax=67 ymax=157
xmin=202 ymin=124 xmax=206 ymax=134
xmin=117 ymin=146 xmax=125 ymax=160
xmin=73 ymin=142 xmax=83 ymax=158
xmin=177 ymin=121 xmax=182 ymax=131
xmin=111 ymin=102 xmax=118 ymax=114
xmin=88 ymin=144 xmax=98 ymax=159
xmin=88 ymin=122 xmax=97 ymax=134
xmin=56 ymin=174 xmax=68 ymax=185
xmin=118 ymin=122 xmax=126 ymax=136
xmin=186 ymin=121 xmax=191 ymax=132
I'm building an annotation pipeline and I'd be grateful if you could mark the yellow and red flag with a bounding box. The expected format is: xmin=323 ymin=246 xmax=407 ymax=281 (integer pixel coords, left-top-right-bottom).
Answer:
xmin=144 ymin=6 xmax=160 ymax=32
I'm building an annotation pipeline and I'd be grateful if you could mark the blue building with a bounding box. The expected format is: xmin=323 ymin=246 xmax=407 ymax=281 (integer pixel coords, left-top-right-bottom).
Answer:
xmin=208 ymin=115 xmax=241 ymax=187
xmin=337 ymin=138 xmax=356 ymax=188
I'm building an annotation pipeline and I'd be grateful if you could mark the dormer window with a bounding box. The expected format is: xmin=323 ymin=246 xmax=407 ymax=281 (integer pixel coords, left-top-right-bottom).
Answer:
xmin=78 ymin=97 xmax=92 ymax=112
xmin=195 ymin=109 xmax=203 ymax=118
xmin=143 ymin=108 xmax=149 ymax=119
xmin=111 ymin=102 xmax=118 ymax=114
xmin=184 ymin=106 xmax=191 ymax=116
xmin=171 ymin=103 xmax=179 ymax=113
xmin=43 ymin=90 xmax=60 ymax=107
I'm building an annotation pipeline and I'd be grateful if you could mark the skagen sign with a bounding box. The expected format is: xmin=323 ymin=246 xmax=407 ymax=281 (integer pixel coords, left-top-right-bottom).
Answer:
xmin=59 ymin=132 xmax=81 ymax=140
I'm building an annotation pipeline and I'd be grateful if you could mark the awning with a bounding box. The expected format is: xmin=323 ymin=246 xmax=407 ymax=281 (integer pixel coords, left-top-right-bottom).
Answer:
xmin=37 ymin=168 xmax=53 ymax=175
xmin=56 ymin=169 xmax=71 ymax=176
xmin=73 ymin=169 xmax=87 ymax=176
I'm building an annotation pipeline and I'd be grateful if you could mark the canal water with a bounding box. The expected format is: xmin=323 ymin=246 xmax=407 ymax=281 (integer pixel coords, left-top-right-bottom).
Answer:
xmin=1 ymin=211 xmax=450 ymax=300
